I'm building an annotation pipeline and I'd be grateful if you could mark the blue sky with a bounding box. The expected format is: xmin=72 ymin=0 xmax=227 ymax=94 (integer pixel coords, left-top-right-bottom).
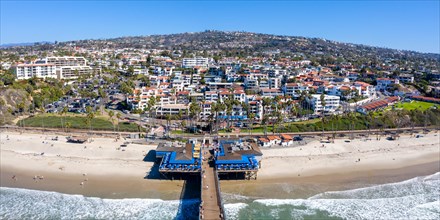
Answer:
xmin=1 ymin=1 xmax=439 ymax=53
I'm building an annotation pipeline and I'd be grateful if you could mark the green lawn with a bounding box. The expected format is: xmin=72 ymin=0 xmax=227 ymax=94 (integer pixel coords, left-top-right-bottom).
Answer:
xmin=385 ymin=101 xmax=438 ymax=111
xmin=18 ymin=115 xmax=143 ymax=132
xmin=170 ymin=130 xmax=187 ymax=135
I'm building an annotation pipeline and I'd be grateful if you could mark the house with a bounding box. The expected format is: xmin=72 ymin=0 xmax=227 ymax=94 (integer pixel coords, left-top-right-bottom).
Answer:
xmin=266 ymin=135 xmax=281 ymax=145
xmin=398 ymin=74 xmax=414 ymax=84
xmin=376 ymin=78 xmax=399 ymax=91
xmin=258 ymin=137 xmax=271 ymax=148
xmin=280 ymin=134 xmax=293 ymax=146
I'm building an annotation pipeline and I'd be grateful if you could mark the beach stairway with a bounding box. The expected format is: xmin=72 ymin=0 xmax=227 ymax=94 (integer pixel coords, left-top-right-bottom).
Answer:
xmin=200 ymin=147 xmax=225 ymax=220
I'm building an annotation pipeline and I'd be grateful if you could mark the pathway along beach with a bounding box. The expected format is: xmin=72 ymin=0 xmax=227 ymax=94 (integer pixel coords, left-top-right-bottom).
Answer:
xmin=0 ymin=130 xmax=439 ymax=199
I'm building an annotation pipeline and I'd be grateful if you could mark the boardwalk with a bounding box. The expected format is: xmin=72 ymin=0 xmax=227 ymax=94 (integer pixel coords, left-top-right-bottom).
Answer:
xmin=200 ymin=147 xmax=224 ymax=220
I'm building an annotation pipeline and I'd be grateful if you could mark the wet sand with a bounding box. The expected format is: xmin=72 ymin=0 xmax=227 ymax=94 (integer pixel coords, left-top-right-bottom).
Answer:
xmin=221 ymin=161 xmax=440 ymax=200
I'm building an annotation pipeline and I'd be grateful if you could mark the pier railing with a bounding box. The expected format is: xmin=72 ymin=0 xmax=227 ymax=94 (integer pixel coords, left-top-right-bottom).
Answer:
xmin=199 ymin=157 xmax=205 ymax=220
xmin=214 ymin=169 xmax=226 ymax=219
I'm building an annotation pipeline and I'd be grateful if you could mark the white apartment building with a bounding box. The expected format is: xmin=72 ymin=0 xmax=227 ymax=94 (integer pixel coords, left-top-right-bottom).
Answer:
xmin=308 ymin=94 xmax=340 ymax=114
xmin=156 ymin=104 xmax=189 ymax=116
xmin=47 ymin=56 xmax=94 ymax=79
xmin=261 ymin=88 xmax=283 ymax=97
xmin=182 ymin=57 xmax=209 ymax=68
xmin=268 ymin=77 xmax=281 ymax=89
xmin=244 ymin=77 xmax=259 ymax=89
xmin=284 ymin=83 xmax=309 ymax=97
xmin=200 ymin=102 xmax=213 ymax=121
xmin=376 ymin=78 xmax=399 ymax=91
xmin=58 ymin=66 xmax=94 ymax=79
xmin=46 ymin=56 xmax=87 ymax=66
xmin=14 ymin=63 xmax=57 ymax=80
xmin=14 ymin=56 xmax=93 ymax=80
xmin=204 ymin=91 xmax=219 ymax=102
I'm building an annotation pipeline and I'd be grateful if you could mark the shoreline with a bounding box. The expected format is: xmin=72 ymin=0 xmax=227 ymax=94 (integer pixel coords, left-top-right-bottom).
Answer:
xmin=1 ymin=131 xmax=439 ymax=200
xmin=2 ymin=161 xmax=439 ymax=201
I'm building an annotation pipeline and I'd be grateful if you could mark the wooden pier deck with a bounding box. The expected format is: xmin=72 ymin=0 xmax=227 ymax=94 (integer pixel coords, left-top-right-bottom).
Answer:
xmin=200 ymin=147 xmax=225 ymax=220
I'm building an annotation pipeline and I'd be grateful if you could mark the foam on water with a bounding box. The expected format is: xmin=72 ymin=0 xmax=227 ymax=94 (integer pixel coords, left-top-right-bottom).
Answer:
xmin=224 ymin=203 xmax=248 ymax=220
xmin=0 ymin=187 xmax=199 ymax=220
xmin=253 ymin=172 xmax=440 ymax=220
xmin=1 ymin=172 xmax=439 ymax=219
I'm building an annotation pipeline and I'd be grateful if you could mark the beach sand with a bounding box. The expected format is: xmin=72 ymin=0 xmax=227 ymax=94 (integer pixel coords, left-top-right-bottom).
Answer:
xmin=1 ymin=130 xmax=439 ymax=200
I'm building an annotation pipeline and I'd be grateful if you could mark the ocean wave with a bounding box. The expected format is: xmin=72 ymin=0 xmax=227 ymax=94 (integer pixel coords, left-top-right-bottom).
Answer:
xmin=2 ymin=172 xmax=439 ymax=219
xmin=253 ymin=172 xmax=440 ymax=219
xmin=0 ymin=187 xmax=199 ymax=220
xmin=309 ymin=172 xmax=440 ymax=200
xmin=224 ymin=203 xmax=248 ymax=220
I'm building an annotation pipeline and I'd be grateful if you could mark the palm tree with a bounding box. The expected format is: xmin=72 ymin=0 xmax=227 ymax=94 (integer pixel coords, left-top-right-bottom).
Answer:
xmin=262 ymin=115 xmax=269 ymax=135
xmin=225 ymin=100 xmax=233 ymax=129
xmin=65 ymin=121 xmax=72 ymax=133
xmin=108 ymin=110 xmax=115 ymax=132
xmin=147 ymin=96 xmax=156 ymax=119
xmin=60 ymin=106 xmax=68 ymax=132
xmin=116 ymin=112 xmax=122 ymax=133
xmin=189 ymin=100 xmax=201 ymax=132
xmin=248 ymin=113 xmax=255 ymax=135
xmin=262 ymin=97 xmax=272 ymax=118
xmin=85 ymin=106 xmax=95 ymax=138
xmin=39 ymin=105 xmax=45 ymax=130
xmin=180 ymin=120 xmax=187 ymax=132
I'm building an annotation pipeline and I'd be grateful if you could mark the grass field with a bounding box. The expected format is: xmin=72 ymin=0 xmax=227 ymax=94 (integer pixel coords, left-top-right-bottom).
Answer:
xmin=18 ymin=114 xmax=143 ymax=132
xmin=386 ymin=101 xmax=438 ymax=111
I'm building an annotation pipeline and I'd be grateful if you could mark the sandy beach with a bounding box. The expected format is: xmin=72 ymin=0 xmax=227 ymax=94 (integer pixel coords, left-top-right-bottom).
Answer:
xmin=1 ymin=130 xmax=439 ymax=199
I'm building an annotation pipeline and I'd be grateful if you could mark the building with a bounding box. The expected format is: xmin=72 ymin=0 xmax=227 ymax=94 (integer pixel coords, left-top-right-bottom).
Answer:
xmin=376 ymin=78 xmax=399 ymax=91
xmin=280 ymin=134 xmax=294 ymax=146
xmin=14 ymin=63 xmax=57 ymax=80
xmin=357 ymin=96 xmax=399 ymax=114
xmin=14 ymin=56 xmax=94 ymax=80
xmin=182 ymin=57 xmax=209 ymax=68
xmin=308 ymin=94 xmax=340 ymax=114
xmin=58 ymin=66 xmax=94 ymax=79
xmin=46 ymin=56 xmax=87 ymax=66
xmin=398 ymin=74 xmax=414 ymax=84
xmin=156 ymin=104 xmax=189 ymax=116
xmin=284 ymin=83 xmax=309 ymax=97
xmin=261 ymin=88 xmax=283 ymax=97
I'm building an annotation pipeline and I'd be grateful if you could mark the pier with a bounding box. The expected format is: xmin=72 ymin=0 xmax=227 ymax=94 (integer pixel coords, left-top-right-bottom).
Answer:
xmin=155 ymin=138 xmax=262 ymax=220
xmin=200 ymin=147 xmax=225 ymax=220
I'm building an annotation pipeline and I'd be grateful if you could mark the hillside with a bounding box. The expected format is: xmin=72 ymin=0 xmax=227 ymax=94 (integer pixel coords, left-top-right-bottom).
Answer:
xmin=2 ymin=31 xmax=439 ymax=64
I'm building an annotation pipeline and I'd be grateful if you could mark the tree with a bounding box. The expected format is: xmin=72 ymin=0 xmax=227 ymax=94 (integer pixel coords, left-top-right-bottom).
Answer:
xmin=320 ymin=93 xmax=327 ymax=135
xmin=262 ymin=115 xmax=269 ymax=135
xmin=248 ymin=113 xmax=255 ymax=135
xmin=108 ymin=110 xmax=115 ymax=132
xmin=189 ymin=100 xmax=201 ymax=131
xmin=120 ymin=82 xmax=133 ymax=95
xmin=85 ymin=106 xmax=95 ymax=136
xmin=127 ymin=66 xmax=135 ymax=76
xmin=262 ymin=97 xmax=272 ymax=120
xmin=116 ymin=112 xmax=122 ymax=132
xmin=65 ymin=122 xmax=72 ymax=133
xmin=147 ymin=96 xmax=156 ymax=118
xmin=60 ymin=106 xmax=68 ymax=132
xmin=181 ymin=120 xmax=187 ymax=132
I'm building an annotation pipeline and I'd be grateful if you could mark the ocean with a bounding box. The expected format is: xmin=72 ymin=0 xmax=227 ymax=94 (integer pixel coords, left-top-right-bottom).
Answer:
xmin=1 ymin=172 xmax=439 ymax=220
